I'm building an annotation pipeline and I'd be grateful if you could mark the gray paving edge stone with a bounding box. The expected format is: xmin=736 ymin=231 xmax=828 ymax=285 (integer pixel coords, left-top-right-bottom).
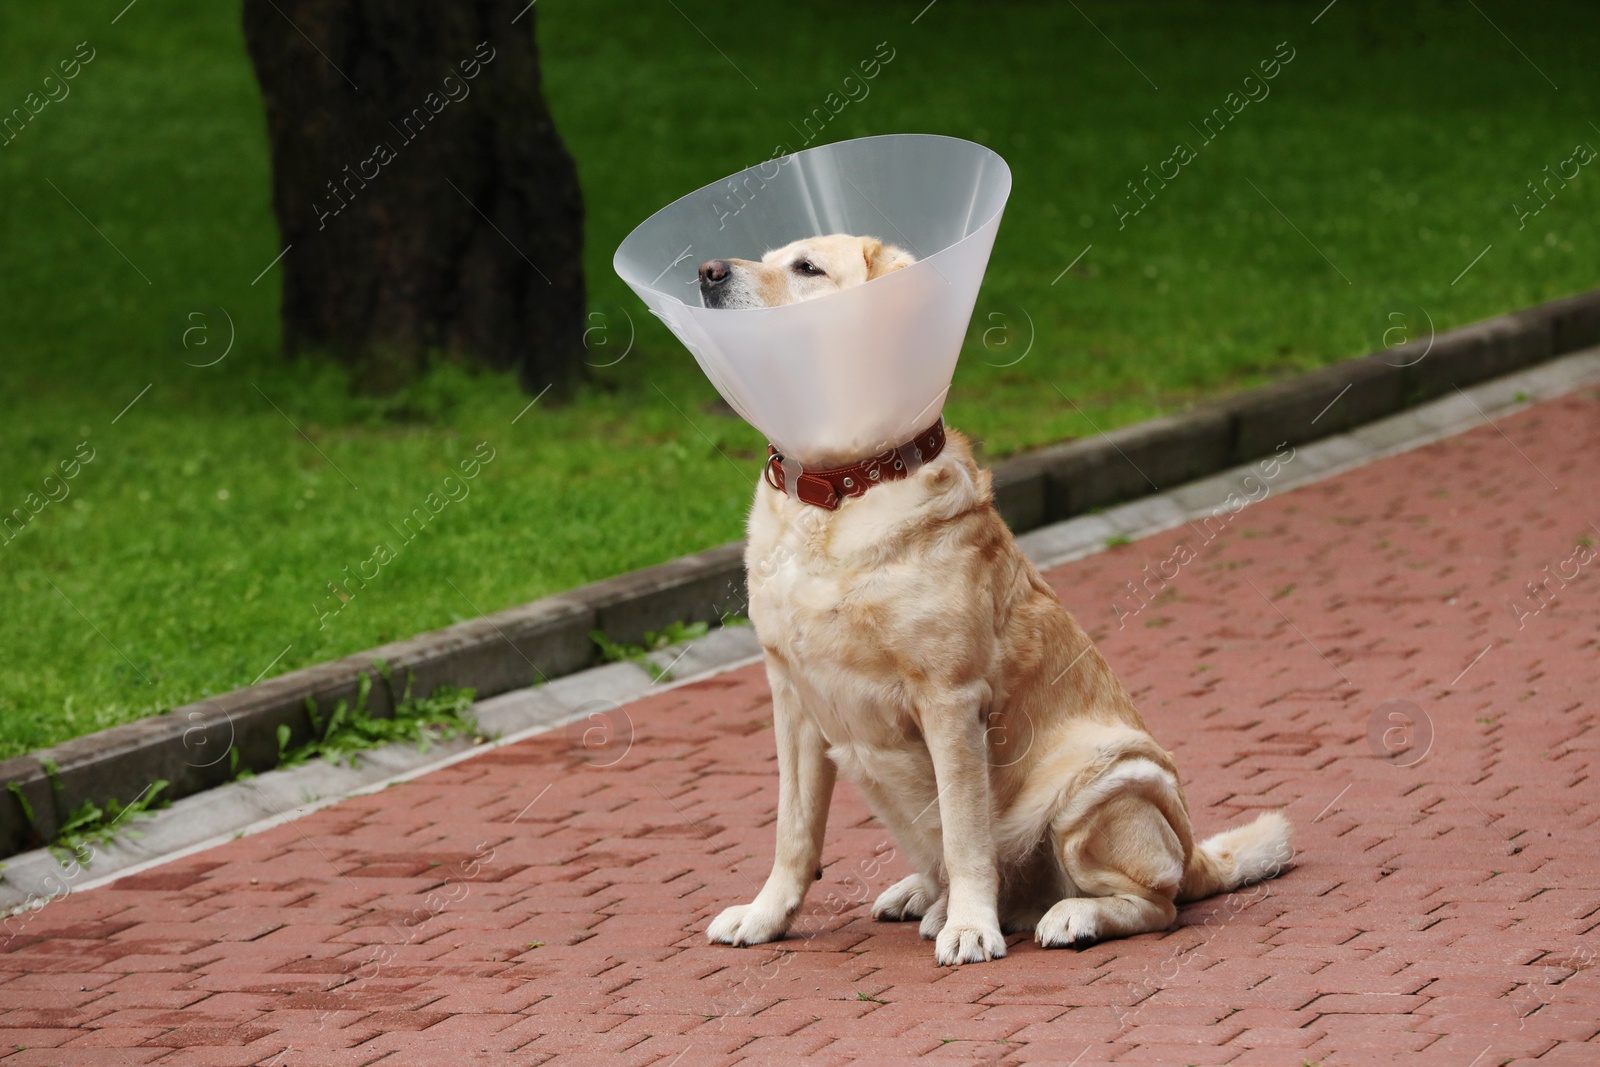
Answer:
xmin=1 ymin=287 xmax=1597 ymax=865
xmin=3 ymin=347 xmax=1598 ymax=915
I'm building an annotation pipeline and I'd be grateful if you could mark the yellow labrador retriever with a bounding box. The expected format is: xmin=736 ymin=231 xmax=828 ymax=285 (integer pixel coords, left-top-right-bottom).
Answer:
xmin=702 ymin=234 xmax=1292 ymax=965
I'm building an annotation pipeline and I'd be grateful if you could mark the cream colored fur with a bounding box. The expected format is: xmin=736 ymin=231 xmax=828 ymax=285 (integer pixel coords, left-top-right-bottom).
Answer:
xmin=699 ymin=233 xmax=915 ymax=312
xmin=704 ymin=236 xmax=1292 ymax=965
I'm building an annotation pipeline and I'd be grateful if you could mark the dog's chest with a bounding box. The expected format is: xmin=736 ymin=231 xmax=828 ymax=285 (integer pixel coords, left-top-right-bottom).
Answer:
xmin=747 ymin=532 xmax=931 ymax=750
xmin=748 ymin=548 xmax=875 ymax=668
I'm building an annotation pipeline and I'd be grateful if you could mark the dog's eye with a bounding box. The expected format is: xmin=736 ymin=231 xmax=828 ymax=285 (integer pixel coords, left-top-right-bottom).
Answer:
xmin=791 ymin=260 xmax=825 ymax=277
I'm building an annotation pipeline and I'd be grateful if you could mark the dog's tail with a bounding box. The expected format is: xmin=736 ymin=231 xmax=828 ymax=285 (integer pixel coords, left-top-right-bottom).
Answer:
xmin=1176 ymin=811 xmax=1292 ymax=903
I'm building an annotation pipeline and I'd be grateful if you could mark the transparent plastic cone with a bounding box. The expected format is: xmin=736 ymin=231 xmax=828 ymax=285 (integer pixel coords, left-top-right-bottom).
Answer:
xmin=613 ymin=133 xmax=1012 ymax=469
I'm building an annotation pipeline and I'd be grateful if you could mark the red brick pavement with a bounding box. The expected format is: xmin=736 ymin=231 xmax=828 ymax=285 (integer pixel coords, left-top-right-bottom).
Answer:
xmin=4 ymin=389 xmax=1599 ymax=1067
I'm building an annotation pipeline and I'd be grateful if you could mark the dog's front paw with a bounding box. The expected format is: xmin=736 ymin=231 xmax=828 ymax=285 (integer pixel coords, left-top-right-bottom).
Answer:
xmin=872 ymin=874 xmax=934 ymax=922
xmin=707 ymin=901 xmax=790 ymax=947
xmin=934 ymin=920 xmax=1007 ymax=965
xmin=1034 ymin=898 xmax=1100 ymax=949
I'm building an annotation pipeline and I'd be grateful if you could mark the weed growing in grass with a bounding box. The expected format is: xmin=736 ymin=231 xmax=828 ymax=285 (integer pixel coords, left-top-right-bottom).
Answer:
xmin=3 ymin=671 xmax=475 ymax=874
xmin=6 ymin=762 xmax=170 ymax=868
xmin=48 ymin=782 xmax=169 ymax=866
xmin=276 ymin=666 xmax=479 ymax=769
xmin=227 ymin=747 xmax=253 ymax=781
xmin=589 ymin=620 xmax=710 ymax=682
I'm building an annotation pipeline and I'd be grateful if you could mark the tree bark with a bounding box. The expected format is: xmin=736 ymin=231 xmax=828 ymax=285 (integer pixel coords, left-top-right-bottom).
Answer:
xmin=242 ymin=0 xmax=585 ymax=395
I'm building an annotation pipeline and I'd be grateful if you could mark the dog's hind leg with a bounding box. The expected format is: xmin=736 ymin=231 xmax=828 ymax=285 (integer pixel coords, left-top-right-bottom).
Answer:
xmin=1036 ymin=788 xmax=1182 ymax=949
xmin=871 ymin=873 xmax=936 ymax=922
xmin=708 ymin=659 xmax=836 ymax=947
xmin=999 ymin=847 xmax=1068 ymax=934
xmin=858 ymin=804 xmax=945 ymax=933
xmin=841 ymin=753 xmax=948 ymax=928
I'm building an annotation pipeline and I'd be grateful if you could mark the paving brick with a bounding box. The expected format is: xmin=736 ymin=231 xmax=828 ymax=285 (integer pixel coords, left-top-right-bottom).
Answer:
xmin=2 ymin=1053 xmax=167 ymax=1066
xmin=1120 ymin=1022 xmax=1245 ymax=1047
xmin=1225 ymin=1024 xmax=1324 ymax=1049
xmin=1111 ymin=1041 xmax=1243 ymax=1064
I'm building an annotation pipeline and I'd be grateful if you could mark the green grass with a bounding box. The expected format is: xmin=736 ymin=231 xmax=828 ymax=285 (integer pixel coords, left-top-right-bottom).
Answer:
xmin=590 ymin=619 xmax=718 ymax=682
xmin=1 ymin=0 xmax=1597 ymax=758
xmin=276 ymin=668 xmax=479 ymax=769
xmin=7 ymin=763 xmax=169 ymax=868
xmin=0 ymin=670 xmax=477 ymax=866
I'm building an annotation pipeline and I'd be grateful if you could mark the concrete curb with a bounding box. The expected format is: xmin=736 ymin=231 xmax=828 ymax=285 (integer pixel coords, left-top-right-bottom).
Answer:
xmin=3 ymin=343 xmax=1597 ymax=909
xmin=2 ymin=287 xmax=1597 ymax=859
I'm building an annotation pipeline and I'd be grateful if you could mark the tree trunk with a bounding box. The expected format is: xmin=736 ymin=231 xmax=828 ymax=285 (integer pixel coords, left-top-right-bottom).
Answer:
xmin=242 ymin=0 xmax=585 ymax=395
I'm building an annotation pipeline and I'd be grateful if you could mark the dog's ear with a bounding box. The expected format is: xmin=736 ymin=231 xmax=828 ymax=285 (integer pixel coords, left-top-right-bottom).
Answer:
xmin=863 ymin=238 xmax=916 ymax=280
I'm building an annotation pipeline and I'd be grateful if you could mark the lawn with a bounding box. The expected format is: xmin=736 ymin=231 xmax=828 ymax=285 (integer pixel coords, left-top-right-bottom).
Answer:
xmin=1 ymin=0 xmax=1596 ymax=758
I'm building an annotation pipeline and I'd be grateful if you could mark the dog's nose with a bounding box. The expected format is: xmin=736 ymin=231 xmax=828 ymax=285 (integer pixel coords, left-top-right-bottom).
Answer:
xmin=699 ymin=259 xmax=731 ymax=287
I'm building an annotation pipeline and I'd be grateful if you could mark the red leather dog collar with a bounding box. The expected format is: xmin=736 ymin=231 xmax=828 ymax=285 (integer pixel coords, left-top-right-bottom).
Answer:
xmin=763 ymin=418 xmax=946 ymax=510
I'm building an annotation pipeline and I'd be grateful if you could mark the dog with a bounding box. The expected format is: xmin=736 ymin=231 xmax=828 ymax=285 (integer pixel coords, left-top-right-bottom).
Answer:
xmin=700 ymin=233 xmax=1292 ymax=965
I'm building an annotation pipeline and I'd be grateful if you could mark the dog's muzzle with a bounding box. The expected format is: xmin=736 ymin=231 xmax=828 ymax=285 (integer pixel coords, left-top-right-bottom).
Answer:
xmin=698 ymin=259 xmax=735 ymax=308
xmin=764 ymin=418 xmax=946 ymax=510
